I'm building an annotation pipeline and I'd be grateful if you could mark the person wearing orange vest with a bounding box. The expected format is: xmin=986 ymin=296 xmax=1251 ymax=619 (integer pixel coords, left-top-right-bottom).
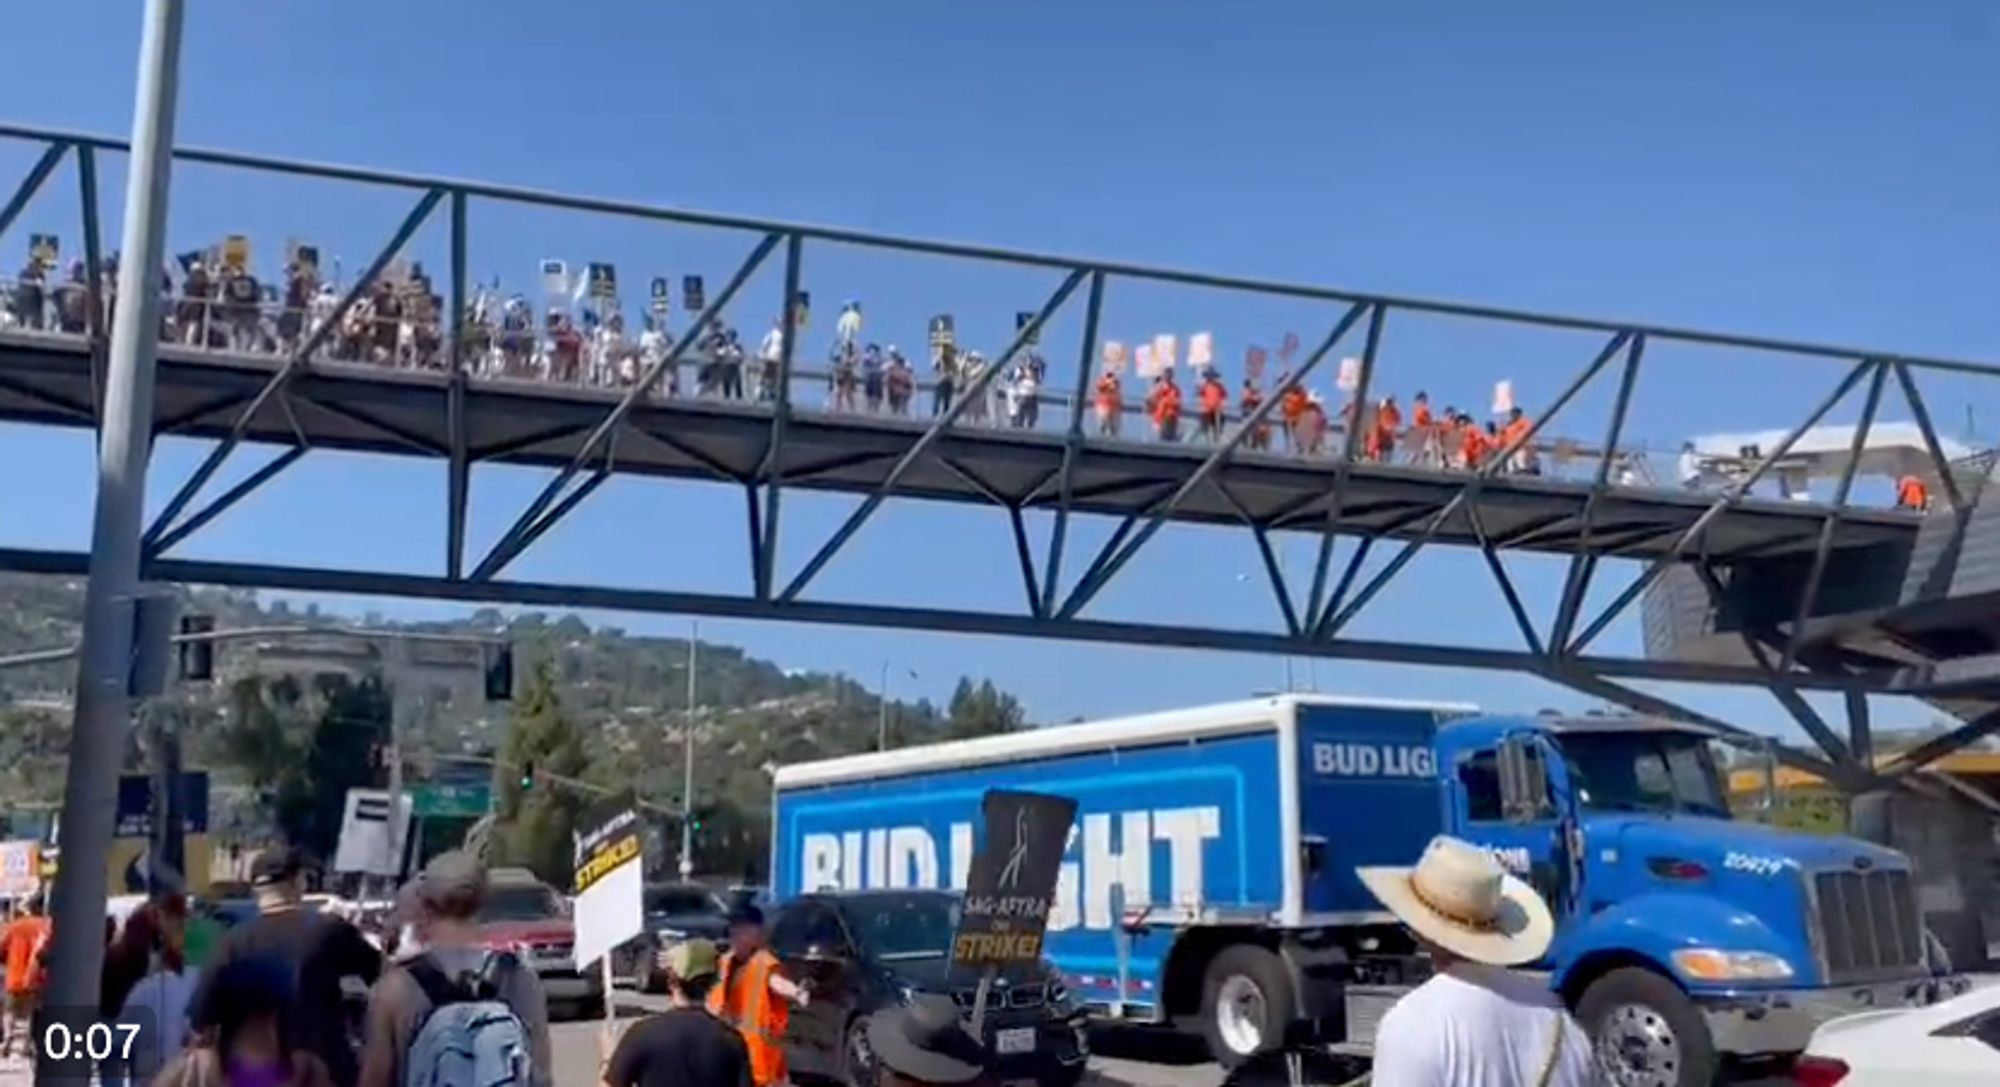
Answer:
xmin=1148 ymin=372 xmax=1183 ymax=443
xmin=1460 ymin=414 xmax=1491 ymax=470
xmin=707 ymin=904 xmax=808 ymax=1087
xmin=1241 ymin=379 xmax=1269 ymax=451
xmin=1499 ymin=407 xmax=1536 ymax=475
xmin=1371 ymin=396 xmax=1403 ymax=463
xmin=1896 ymin=474 xmax=1930 ymax=511
xmin=1197 ymin=370 xmax=1228 ymax=443
xmin=1411 ymin=392 xmax=1436 ymax=466
xmin=1094 ymin=369 xmax=1123 ymax=438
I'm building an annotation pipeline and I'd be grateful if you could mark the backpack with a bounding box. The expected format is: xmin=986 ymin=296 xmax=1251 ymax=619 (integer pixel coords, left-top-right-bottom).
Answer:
xmin=402 ymin=952 xmax=531 ymax=1087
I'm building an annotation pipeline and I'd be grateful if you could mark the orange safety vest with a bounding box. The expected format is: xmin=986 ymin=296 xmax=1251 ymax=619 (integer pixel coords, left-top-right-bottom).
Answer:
xmin=1897 ymin=475 xmax=1929 ymax=509
xmin=709 ymin=948 xmax=791 ymax=1086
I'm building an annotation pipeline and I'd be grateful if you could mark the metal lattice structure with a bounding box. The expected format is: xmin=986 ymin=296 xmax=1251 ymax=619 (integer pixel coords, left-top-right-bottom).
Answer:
xmin=1 ymin=121 xmax=1996 ymax=795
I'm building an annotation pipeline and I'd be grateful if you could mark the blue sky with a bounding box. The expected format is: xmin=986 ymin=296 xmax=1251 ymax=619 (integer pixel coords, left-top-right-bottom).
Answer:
xmin=1 ymin=1 xmax=1995 ymax=740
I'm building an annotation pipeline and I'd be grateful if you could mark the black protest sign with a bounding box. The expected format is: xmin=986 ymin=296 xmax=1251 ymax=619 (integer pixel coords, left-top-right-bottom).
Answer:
xmin=682 ymin=275 xmax=706 ymax=313
xmin=573 ymin=792 xmax=642 ymax=895
xmin=1015 ymin=311 xmax=1039 ymax=346
xmin=929 ymin=314 xmax=955 ymax=349
xmin=587 ymin=262 xmax=618 ymax=300
xmin=650 ymin=277 xmax=671 ymax=315
xmin=28 ymin=234 xmax=58 ymax=266
xmin=951 ymin=789 xmax=1077 ymax=971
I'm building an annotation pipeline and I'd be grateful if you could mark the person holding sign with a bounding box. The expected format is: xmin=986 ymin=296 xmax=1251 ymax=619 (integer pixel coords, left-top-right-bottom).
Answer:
xmin=704 ymin=904 xmax=809 ymax=1087
xmin=599 ymin=941 xmax=750 ymax=1087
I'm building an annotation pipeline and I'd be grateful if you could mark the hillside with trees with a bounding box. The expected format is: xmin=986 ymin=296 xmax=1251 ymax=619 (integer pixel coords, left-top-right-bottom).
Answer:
xmin=0 ymin=573 xmax=1029 ymax=884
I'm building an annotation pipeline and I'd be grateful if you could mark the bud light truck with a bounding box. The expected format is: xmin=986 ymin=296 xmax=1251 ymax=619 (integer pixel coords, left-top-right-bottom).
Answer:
xmin=770 ymin=696 xmax=1944 ymax=1087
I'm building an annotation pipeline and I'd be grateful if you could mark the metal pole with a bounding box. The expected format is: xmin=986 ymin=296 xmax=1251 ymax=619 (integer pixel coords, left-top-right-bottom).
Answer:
xmin=679 ymin=621 xmax=697 ymax=879
xmin=46 ymin=0 xmax=183 ymax=1017
xmin=385 ymin=639 xmax=411 ymax=886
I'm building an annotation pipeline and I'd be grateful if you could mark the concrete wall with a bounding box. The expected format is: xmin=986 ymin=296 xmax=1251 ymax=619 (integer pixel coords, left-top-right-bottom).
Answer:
xmin=1852 ymin=789 xmax=2000 ymax=971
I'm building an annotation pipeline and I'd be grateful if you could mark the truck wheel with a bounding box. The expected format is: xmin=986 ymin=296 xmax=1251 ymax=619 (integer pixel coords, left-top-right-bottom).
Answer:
xmin=1199 ymin=946 xmax=1296 ymax=1067
xmin=1575 ymin=967 xmax=1717 ymax=1087
xmin=843 ymin=1014 xmax=879 ymax=1087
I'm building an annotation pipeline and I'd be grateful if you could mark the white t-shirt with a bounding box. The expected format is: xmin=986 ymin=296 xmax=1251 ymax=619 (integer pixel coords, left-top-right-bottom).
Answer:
xmin=1371 ymin=964 xmax=1599 ymax=1087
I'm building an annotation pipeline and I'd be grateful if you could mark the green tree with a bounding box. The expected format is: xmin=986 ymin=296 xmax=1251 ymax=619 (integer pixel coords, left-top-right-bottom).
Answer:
xmin=944 ymin=678 xmax=1026 ymax=739
xmin=211 ymin=672 xmax=390 ymax=861
xmin=495 ymin=659 xmax=590 ymax=884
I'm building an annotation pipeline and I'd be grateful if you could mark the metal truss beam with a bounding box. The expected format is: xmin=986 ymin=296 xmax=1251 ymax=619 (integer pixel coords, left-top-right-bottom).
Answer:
xmin=629 ymin=426 xmax=746 ymax=484
xmin=1042 ymin=270 xmax=1106 ymax=617
xmin=1216 ymin=480 xmax=1302 ymax=637
xmin=777 ymin=268 xmax=1087 ymax=603
xmin=757 ymin=234 xmax=804 ymax=600
xmin=0 ymin=373 xmax=92 ymax=421
xmin=1547 ymin=667 xmax=1866 ymax=789
xmin=1551 ymin=334 xmax=1645 ymax=654
xmin=473 ymin=422 xmax=590 ymax=461
xmin=1055 ymin=300 xmax=1373 ymax=621
xmin=144 ymin=187 xmax=445 ymax=549
xmin=0 ymin=544 xmax=1934 ymax=697
xmin=1879 ymin=707 xmax=2000 ymax=779
xmin=1782 ymin=360 xmax=1888 ymax=671
xmin=1468 ymin=504 xmax=1542 ymax=656
xmin=446 ymin=190 xmax=470 ymax=580
xmin=471 ymin=230 xmax=782 ymax=582
xmin=154 ymin=391 xmax=252 ymax=436
xmin=1006 ymin=504 xmax=1044 ymax=619
xmin=1568 ymin=359 xmax=1872 ymax=654
xmin=0 ymin=140 xmax=66 ymax=239
xmin=1845 ymin=690 xmax=1873 ymax=766
xmin=11 ymin=121 xmax=1999 ymax=377
xmin=1321 ymin=329 xmax=1633 ymax=641
xmin=293 ymin=394 xmax=447 ymax=456
xmin=1304 ymin=304 xmax=1388 ymax=631
xmin=147 ymin=446 xmax=308 ymax=557
xmin=75 ymin=145 xmax=107 ymax=416
xmin=1889 ymin=360 xmax=1968 ymax=512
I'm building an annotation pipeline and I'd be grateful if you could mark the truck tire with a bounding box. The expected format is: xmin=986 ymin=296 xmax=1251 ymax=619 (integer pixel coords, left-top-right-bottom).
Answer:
xmin=1575 ymin=967 xmax=1717 ymax=1087
xmin=1199 ymin=945 xmax=1297 ymax=1067
xmin=843 ymin=1013 xmax=880 ymax=1087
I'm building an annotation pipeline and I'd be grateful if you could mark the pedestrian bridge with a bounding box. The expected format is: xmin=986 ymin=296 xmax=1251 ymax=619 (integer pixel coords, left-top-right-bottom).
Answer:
xmin=0 ymin=327 xmax=1920 ymax=564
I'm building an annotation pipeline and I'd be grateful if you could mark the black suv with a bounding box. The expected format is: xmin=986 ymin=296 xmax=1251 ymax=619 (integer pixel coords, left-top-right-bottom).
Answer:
xmin=770 ymin=890 xmax=1088 ymax=1087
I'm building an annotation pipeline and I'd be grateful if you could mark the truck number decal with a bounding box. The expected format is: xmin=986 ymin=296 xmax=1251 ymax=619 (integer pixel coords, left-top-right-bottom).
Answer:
xmin=1723 ymin=852 xmax=1795 ymax=877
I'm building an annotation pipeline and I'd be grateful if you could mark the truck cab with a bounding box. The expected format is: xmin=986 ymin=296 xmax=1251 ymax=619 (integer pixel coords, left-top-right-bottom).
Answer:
xmin=1434 ymin=714 xmax=1936 ymax=1087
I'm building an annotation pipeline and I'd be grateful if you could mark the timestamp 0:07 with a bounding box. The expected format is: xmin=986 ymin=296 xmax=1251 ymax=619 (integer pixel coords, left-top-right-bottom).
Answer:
xmin=42 ymin=1021 xmax=141 ymax=1062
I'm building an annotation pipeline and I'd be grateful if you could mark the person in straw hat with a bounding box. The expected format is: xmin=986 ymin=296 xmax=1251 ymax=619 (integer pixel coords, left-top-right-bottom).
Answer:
xmin=1357 ymin=836 xmax=1598 ymax=1086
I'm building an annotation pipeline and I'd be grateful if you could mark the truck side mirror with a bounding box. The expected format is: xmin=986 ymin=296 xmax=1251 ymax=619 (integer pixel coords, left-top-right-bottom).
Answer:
xmin=1497 ymin=737 xmax=1550 ymax=823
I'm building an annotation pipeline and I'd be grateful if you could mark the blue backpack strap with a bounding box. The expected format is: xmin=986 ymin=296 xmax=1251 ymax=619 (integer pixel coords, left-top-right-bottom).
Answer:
xmin=405 ymin=955 xmax=467 ymax=1010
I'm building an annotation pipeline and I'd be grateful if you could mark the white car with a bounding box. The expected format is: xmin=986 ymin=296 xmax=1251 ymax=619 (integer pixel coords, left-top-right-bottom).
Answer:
xmin=1794 ymin=981 xmax=2000 ymax=1085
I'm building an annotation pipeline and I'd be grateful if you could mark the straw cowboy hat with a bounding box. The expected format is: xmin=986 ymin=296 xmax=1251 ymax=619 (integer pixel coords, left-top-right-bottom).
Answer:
xmin=1357 ymin=835 xmax=1554 ymax=967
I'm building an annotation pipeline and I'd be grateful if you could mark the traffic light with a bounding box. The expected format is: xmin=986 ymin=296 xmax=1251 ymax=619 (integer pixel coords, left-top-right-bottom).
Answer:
xmin=178 ymin=614 xmax=216 ymax=682
xmin=483 ymin=642 xmax=514 ymax=702
xmin=518 ymin=761 xmax=535 ymax=791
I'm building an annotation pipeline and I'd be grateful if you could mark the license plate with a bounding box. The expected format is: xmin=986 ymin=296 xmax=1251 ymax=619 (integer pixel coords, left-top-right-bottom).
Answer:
xmin=995 ymin=1028 xmax=1036 ymax=1055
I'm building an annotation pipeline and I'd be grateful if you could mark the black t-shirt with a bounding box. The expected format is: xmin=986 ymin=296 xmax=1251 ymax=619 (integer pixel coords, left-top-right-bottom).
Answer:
xmin=606 ymin=1007 xmax=753 ymax=1087
xmin=195 ymin=909 xmax=382 ymax=1087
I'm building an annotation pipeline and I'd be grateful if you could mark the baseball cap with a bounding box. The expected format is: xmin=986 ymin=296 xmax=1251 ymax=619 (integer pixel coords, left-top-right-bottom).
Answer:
xmin=249 ymin=846 xmax=305 ymax=888
xmin=661 ymin=939 xmax=720 ymax=982
xmin=414 ymin=850 xmax=488 ymax=915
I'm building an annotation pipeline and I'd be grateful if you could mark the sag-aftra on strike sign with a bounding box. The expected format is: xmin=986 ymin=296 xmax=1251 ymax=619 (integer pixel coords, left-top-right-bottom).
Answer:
xmin=949 ymin=789 xmax=1077 ymax=972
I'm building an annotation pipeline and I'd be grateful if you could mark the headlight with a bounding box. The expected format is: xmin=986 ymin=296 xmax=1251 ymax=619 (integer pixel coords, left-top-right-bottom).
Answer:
xmin=1671 ymin=949 xmax=1794 ymax=982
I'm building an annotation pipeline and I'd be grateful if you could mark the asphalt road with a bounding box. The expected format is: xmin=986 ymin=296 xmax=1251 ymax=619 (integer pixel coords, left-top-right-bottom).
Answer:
xmin=555 ymin=992 xmax=1800 ymax=1087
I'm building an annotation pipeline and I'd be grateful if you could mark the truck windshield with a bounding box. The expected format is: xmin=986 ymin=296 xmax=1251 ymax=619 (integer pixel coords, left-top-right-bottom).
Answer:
xmin=842 ymin=894 xmax=961 ymax=961
xmin=1559 ymin=730 xmax=1732 ymax=818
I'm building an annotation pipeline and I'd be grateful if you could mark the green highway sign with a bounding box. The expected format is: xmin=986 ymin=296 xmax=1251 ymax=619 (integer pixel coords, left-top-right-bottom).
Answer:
xmin=411 ymin=783 xmax=491 ymax=819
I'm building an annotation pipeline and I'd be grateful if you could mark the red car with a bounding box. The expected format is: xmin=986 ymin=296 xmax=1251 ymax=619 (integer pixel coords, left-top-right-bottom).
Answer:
xmin=478 ymin=868 xmax=604 ymax=1017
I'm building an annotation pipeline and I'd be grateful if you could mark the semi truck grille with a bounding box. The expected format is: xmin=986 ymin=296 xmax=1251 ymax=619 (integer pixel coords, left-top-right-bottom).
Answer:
xmin=1810 ymin=868 xmax=1923 ymax=983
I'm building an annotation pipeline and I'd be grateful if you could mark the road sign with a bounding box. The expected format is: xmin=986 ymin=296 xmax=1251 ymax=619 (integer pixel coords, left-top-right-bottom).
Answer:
xmin=949 ymin=789 xmax=1076 ymax=972
xmin=412 ymin=782 xmax=490 ymax=819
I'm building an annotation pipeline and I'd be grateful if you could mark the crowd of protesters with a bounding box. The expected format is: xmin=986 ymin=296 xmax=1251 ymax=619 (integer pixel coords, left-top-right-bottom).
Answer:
xmin=4 ymin=246 xmax=1612 ymax=484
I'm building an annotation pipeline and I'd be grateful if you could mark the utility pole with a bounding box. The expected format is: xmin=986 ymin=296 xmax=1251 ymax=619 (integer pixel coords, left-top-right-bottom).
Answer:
xmin=878 ymin=661 xmax=890 ymax=752
xmin=46 ymin=0 xmax=183 ymax=1016
xmin=679 ymin=621 xmax=697 ymax=879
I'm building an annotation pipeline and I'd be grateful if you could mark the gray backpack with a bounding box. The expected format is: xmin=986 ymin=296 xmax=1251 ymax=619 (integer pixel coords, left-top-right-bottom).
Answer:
xmin=402 ymin=953 xmax=531 ymax=1087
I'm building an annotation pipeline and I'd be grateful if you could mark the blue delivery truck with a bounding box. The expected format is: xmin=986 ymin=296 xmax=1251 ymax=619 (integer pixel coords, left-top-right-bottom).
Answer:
xmin=771 ymin=695 xmax=1945 ymax=1087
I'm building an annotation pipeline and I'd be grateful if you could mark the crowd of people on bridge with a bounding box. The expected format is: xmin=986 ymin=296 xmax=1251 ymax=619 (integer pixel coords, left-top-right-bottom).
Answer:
xmin=4 ymin=244 xmax=1589 ymax=482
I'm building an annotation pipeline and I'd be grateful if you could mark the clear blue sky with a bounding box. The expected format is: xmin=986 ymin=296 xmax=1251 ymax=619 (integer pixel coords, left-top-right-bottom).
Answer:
xmin=1 ymin=1 xmax=1995 ymax=738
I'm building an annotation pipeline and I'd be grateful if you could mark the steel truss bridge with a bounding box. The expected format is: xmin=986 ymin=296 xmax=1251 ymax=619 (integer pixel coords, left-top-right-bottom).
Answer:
xmin=1 ymin=121 xmax=1995 ymax=800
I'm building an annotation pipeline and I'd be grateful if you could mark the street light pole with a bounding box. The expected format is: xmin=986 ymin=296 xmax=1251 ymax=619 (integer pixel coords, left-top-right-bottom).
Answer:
xmin=679 ymin=621 xmax=697 ymax=879
xmin=46 ymin=0 xmax=184 ymax=1014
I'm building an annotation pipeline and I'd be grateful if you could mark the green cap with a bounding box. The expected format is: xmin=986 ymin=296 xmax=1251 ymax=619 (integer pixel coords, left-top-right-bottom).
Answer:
xmin=662 ymin=939 xmax=720 ymax=982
